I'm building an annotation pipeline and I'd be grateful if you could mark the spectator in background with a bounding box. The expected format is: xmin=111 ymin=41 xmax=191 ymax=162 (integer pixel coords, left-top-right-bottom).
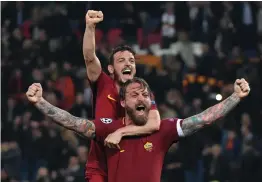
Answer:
xmin=8 ymin=69 xmax=24 ymax=97
xmin=221 ymin=129 xmax=241 ymax=180
xmin=1 ymin=141 xmax=22 ymax=181
xmin=241 ymin=125 xmax=253 ymax=146
xmin=120 ymin=2 xmax=140 ymax=44
xmin=258 ymin=2 xmax=262 ymax=45
xmin=239 ymin=141 xmax=262 ymax=182
xmin=176 ymin=31 xmax=196 ymax=71
xmin=1 ymin=2 xmax=262 ymax=181
xmin=162 ymin=143 xmax=184 ymax=182
xmin=83 ymin=80 xmax=92 ymax=108
xmin=203 ymin=144 xmax=230 ymax=182
xmin=36 ymin=167 xmax=50 ymax=182
xmin=235 ymin=2 xmax=258 ymax=50
xmin=161 ymin=2 xmax=176 ymax=48
xmin=214 ymin=6 xmax=237 ymax=56
xmin=1 ymin=169 xmax=10 ymax=182
xmin=188 ymin=2 xmax=218 ymax=44
xmin=165 ymin=89 xmax=186 ymax=117
xmin=55 ymin=64 xmax=75 ymax=111
xmin=77 ymin=146 xmax=88 ymax=172
xmin=70 ymin=93 xmax=89 ymax=119
xmin=159 ymin=103 xmax=178 ymax=119
xmin=221 ymin=130 xmax=241 ymax=161
xmin=64 ymin=156 xmax=83 ymax=182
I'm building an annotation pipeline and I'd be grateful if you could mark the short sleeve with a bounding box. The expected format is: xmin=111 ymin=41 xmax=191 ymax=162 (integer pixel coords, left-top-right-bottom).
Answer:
xmin=160 ymin=118 xmax=185 ymax=145
xmin=88 ymin=71 xmax=112 ymax=92
xmin=93 ymin=118 xmax=111 ymax=142
xmin=94 ymin=118 xmax=120 ymax=142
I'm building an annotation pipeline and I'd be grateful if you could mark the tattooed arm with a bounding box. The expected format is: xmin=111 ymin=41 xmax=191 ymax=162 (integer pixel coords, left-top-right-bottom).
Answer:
xmin=35 ymin=98 xmax=95 ymax=139
xmin=181 ymin=78 xmax=251 ymax=136
xmin=181 ymin=93 xmax=240 ymax=136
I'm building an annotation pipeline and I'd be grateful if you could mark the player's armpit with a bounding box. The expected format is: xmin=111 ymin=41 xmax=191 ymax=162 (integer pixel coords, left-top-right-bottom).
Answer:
xmin=181 ymin=93 xmax=241 ymax=136
xmin=35 ymin=98 xmax=96 ymax=139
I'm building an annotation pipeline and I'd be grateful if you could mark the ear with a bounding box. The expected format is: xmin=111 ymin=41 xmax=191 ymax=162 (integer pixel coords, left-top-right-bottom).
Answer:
xmin=108 ymin=65 xmax=114 ymax=75
xmin=120 ymin=100 xmax=125 ymax=108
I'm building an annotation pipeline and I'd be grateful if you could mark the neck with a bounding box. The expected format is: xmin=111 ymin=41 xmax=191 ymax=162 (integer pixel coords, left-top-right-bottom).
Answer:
xmin=124 ymin=114 xmax=133 ymax=126
xmin=115 ymin=80 xmax=125 ymax=93
xmin=115 ymin=81 xmax=121 ymax=92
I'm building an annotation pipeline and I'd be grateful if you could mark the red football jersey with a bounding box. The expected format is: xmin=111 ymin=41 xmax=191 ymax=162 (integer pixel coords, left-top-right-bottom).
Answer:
xmin=95 ymin=117 xmax=185 ymax=182
xmin=85 ymin=72 xmax=125 ymax=182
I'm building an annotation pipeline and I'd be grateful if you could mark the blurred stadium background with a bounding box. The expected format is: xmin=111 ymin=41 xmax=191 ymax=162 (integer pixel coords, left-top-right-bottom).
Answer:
xmin=1 ymin=1 xmax=262 ymax=182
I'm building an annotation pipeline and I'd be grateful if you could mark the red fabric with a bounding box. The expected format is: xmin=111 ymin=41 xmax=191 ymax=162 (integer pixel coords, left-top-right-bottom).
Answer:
xmin=226 ymin=138 xmax=234 ymax=150
xmin=55 ymin=76 xmax=75 ymax=110
xmin=21 ymin=20 xmax=32 ymax=38
xmin=85 ymin=72 xmax=125 ymax=182
xmin=107 ymin=28 xmax=122 ymax=47
xmin=95 ymin=118 xmax=183 ymax=182
xmin=147 ymin=32 xmax=161 ymax=45
xmin=95 ymin=29 xmax=104 ymax=44
xmin=151 ymin=103 xmax=157 ymax=110
xmin=137 ymin=28 xmax=143 ymax=46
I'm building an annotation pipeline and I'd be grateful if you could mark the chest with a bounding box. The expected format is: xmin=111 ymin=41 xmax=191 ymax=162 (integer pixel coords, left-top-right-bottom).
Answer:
xmin=106 ymin=134 xmax=167 ymax=169
xmin=106 ymin=136 xmax=167 ymax=182
xmin=95 ymin=84 xmax=124 ymax=118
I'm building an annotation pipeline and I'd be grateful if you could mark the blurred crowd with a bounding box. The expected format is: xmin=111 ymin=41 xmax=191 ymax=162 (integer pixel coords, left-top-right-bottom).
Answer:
xmin=1 ymin=1 xmax=262 ymax=182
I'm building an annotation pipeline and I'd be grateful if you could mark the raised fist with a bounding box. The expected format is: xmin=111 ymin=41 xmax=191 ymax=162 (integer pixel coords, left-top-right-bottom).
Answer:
xmin=234 ymin=78 xmax=250 ymax=98
xmin=86 ymin=10 xmax=103 ymax=25
xmin=26 ymin=83 xmax=43 ymax=103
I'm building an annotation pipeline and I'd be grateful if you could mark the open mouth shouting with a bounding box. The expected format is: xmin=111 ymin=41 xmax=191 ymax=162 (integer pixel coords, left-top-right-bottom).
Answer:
xmin=121 ymin=67 xmax=134 ymax=81
xmin=122 ymin=67 xmax=132 ymax=75
xmin=136 ymin=104 xmax=146 ymax=115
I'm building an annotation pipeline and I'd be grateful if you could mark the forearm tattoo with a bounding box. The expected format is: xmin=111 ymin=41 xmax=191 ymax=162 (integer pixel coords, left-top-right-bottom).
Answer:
xmin=182 ymin=93 xmax=240 ymax=136
xmin=35 ymin=98 xmax=95 ymax=138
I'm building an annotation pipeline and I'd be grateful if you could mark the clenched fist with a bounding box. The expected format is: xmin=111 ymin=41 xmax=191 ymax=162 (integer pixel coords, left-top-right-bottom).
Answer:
xmin=26 ymin=83 xmax=43 ymax=103
xmin=234 ymin=78 xmax=250 ymax=98
xmin=86 ymin=10 xmax=103 ymax=25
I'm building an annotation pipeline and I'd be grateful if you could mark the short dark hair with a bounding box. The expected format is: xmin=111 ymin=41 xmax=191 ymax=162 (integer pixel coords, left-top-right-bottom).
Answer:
xmin=119 ymin=77 xmax=151 ymax=100
xmin=108 ymin=45 xmax=136 ymax=65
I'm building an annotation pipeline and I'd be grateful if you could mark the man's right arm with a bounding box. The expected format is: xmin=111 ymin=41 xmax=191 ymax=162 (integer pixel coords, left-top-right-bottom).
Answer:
xmin=83 ymin=10 xmax=103 ymax=82
xmin=35 ymin=98 xmax=96 ymax=139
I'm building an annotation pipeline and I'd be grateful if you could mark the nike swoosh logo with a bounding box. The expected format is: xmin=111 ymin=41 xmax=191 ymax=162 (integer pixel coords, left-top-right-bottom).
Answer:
xmin=107 ymin=95 xmax=116 ymax=102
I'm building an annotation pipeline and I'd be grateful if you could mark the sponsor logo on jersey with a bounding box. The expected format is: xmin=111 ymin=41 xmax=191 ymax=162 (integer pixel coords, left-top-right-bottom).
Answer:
xmin=107 ymin=94 xmax=116 ymax=102
xmin=100 ymin=118 xmax=113 ymax=124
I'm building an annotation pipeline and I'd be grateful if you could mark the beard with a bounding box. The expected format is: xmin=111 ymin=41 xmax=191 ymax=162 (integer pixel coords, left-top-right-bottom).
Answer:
xmin=113 ymin=71 xmax=133 ymax=84
xmin=125 ymin=105 xmax=149 ymax=126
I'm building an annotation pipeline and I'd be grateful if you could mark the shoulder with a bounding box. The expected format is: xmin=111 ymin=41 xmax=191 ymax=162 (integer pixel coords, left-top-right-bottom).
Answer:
xmin=99 ymin=118 xmax=114 ymax=125
xmin=160 ymin=118 xmax=185 ymax=137
xmin=91 ymin=71 xmax=114 ymax=91
xmin=94 ymin=118 xmax=122 ymax=140
xmin=95 ymin=118 xmax=122 ymax=132
xmin=160 ymin=118 xmax=183 ymax=126
xmin=97 ymin=71 xmax=113 ymax=84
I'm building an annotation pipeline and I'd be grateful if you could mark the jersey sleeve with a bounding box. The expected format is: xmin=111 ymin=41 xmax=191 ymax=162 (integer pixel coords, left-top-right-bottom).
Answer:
xmin=88 ymin=71 xmax=112 ymax=92
xmin=160 ymin=118 xmax=185 ymax=146
xmin=94 ymin=118 xmax=112 ymax=142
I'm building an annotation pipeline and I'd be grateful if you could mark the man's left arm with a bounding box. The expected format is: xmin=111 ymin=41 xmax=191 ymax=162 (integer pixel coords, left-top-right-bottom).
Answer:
xmin=104 ymin=101 xmax=160 ymax=148
xmin=181 ymin=78 xmax=250 ymax=136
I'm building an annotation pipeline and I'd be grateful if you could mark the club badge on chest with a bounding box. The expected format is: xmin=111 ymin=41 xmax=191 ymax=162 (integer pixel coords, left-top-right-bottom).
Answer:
xmin=144 ymin=142 xmax=153 ymax=152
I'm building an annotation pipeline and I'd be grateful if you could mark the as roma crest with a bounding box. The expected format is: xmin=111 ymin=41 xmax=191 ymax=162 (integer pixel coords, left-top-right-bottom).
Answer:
xmin=144 ymin=142 xmax=153 ymax=152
